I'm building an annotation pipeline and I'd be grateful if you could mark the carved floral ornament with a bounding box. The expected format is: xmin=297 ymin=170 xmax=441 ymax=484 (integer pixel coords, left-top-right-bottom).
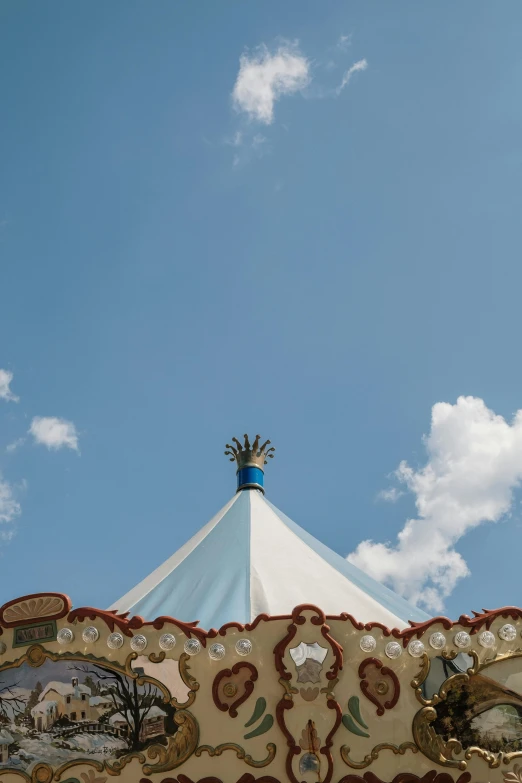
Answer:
xmin=0 ymin=595 xmax=522 ymax=780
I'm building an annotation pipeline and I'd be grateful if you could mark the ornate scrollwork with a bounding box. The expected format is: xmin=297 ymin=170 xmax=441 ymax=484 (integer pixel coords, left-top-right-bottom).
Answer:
xmin=358 ymin=658 xmax=400 ymax=715
xmin=412 ymin=706 xmax=465 ymax=769
xmin=339 ymin=740 xmax=418 ymax=769
xmin=0 ymin=644 xmax=130 ymax=676
xmin=105 ymin=752 xmax=145 ymax=776
xmin=53 ymin=760 xmax=105 ymax=782
xmin=177 ymin=652 xmax=200 ymax=708
xmin=273 ymin=605 xmax=344 ymax=783
xmin=31 ymin=764 xmax=54 ymax=783
xmin=212 ymin=662 xmax=258 ymax=717
xmin=411 ymin=652 xmax=430 ymax=692
xmin=195 ymin=742 xmax=276 ymax=768
xmin=412 ymin=647 xmax=522 ymax=769
xmin=412 ymin=650 xmax=477 ymax=708
xmin=143 ymin=710 xmax=199 ymax=774
xmin=0 ymin=645 xmax=199 ymax=778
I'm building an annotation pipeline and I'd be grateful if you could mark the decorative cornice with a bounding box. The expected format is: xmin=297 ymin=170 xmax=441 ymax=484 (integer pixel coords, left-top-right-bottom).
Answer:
xmin=0 ymin=592 xmax=519 ymax=780
xmin=0 ymin=592 xmax=71 ymax=628
xmin=67 ymin=606 xmax=208 ymax=644
xmin=2 ymin=593 xmax=522 ymax=643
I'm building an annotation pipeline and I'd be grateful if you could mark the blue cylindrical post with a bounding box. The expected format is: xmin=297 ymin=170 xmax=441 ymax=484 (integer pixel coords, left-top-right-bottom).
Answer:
xmin=237 ymin=465 xmax=264 ymax=493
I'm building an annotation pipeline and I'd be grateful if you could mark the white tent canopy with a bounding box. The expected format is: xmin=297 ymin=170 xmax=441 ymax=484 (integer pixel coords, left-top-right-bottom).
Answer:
xmin=109 ymin=489 xmax=428 ymax=630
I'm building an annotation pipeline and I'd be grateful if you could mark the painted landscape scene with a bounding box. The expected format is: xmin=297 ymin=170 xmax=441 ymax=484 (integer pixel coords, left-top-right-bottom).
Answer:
xmin=432 ymin=658 xmax=522 ymax=753
xmin=0 ymin=657 xmax=176 ymax=772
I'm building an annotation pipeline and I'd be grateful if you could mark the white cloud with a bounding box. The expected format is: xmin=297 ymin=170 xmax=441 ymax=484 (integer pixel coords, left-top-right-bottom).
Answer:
xmin=376 ymin=487 xmax=404 ymax=503
xmin=6 ymin=437 xmax=25 ymax=453
xmin=337 ymin=34 xmax=352 ymax=51
xmin=324 ymin=34 xmax=353 ymax=70
xmin=0 ymin=369 xmax=18 ymax=402
xmin=232 ymin=42 xmax=310 ymax=124
xmin=336 ymin=58 xmax=368 ymax=95
xmin=348 ymin=396 xmax=522 ymax=613
xmin=0 ymin=475 xmax=21 ymax=526
xmin=30 ymin=416 xmax=79 ymax=452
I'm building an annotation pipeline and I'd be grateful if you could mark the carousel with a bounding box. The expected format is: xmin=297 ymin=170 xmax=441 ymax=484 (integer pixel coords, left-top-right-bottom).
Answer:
xmin=0 ymin=435 xmax=520 ymax=783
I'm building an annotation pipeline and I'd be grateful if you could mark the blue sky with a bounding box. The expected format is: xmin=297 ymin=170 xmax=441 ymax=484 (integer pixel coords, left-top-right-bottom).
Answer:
xmin=1 ymin=1 xmax=522 ymax=623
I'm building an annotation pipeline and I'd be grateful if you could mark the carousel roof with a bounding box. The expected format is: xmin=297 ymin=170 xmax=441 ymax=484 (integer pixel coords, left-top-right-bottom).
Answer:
xmin=110 ymin=435 xmax=428 ymax=630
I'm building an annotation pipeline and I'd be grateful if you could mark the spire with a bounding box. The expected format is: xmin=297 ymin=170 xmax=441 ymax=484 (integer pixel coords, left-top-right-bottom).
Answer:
xmin=224 ymin=434 xmax=275 ymax=494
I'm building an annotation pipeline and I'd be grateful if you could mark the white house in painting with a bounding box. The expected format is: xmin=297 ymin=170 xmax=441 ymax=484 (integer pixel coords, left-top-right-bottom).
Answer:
xmin=31 ymin=700 xmax=59 ymax=732
xmin=32 ymin=678 xmax=111 ymax=729
xmin=88 ymin=695 xmax=112 ymax=714
xmin=109 ymin=706 xmax=166 ymax=742
xmin=0 ymin=729 xmax=13 ymax=764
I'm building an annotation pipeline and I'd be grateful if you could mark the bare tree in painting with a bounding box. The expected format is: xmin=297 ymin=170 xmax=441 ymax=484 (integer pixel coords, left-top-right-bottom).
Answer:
xmin=0 ymin=680 xmax=26 ymax=721
xmin=69 ymin=664 xmax=160 ymax=751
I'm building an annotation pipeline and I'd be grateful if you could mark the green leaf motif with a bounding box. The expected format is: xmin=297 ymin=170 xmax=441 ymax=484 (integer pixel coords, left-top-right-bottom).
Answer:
xmin=342 ymin=713 xmax=370 ymax=738
xmin=244 ymin=713 xmax=274 ymax=739
xmin=348 ymin=695 xmax=368 ymax=729
xmin=244 ymin=696 xmax=266 ymax=728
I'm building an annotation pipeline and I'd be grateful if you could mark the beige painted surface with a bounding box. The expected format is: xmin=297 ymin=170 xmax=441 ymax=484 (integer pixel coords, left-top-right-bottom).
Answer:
xmin=0 ymin=599 xmax=520 ymax=782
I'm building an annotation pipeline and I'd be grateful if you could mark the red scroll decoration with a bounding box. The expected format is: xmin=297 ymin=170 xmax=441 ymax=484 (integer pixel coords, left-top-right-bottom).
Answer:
xmin=140 ymin=772 xmax=471 ymax=783
xmin=358 ymin=658 xmax=400 ymax=716
xmin=212 ymin=662 xmax=258 ymax=718
xmin=274 ymin=604 xmax=343 ymax=783
xmin=338 ymin=774 xmax=471 ymax=783
xmin=140 ymin=776 xmax=280 ymax=783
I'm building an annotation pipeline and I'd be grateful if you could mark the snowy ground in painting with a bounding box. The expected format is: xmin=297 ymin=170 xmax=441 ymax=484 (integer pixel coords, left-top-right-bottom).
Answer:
xmin=471 ymin=706 xmax=522 ymax=743
xmin=0 ymin=725 xmax=127 ymax=772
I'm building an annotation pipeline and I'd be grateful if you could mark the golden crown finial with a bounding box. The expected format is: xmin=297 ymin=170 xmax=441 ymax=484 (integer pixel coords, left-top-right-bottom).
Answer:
xmin=224 ymin=434 xmax=275 ymax=470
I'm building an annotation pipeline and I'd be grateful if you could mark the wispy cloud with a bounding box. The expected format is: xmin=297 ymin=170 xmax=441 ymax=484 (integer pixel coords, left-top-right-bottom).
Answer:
xmin=324 ymin=34 xmax=353 ymax=71
xmin=0 ymin=474 xmax=21 ymax=529
xmin=0 ymin=369 xmax=77 ymax=546
xmin=225 ymin=131 xmax=243 ymax=147
xmin=337 ymin=34 xmax=352 ymax=52
xmin=229 ymin=131 xmax=269 ymax=168
xmin=29 ymin=416 xmax=79 ymax=452
xmin=232 ymin=42 xmax=310 ymax=125
xmin=227 ymin=38 xmax=368 ymax=167
xmin=376 ymin=487 xmax=404 ymax=503
xmin=6 ymin=437 xmax=25 ymax=453
xmin=349 ymin=396 xmax=522 ymax=613
xmin=0 ymin=369 xmax=19 ymax=403
xmin=336 ymin=58 xmax=368 ymax=95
